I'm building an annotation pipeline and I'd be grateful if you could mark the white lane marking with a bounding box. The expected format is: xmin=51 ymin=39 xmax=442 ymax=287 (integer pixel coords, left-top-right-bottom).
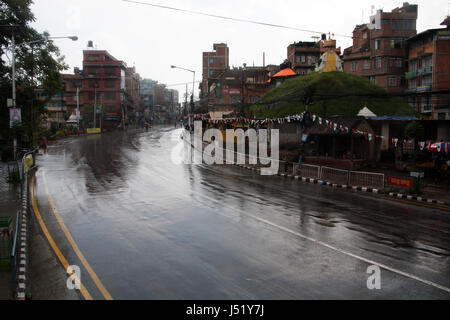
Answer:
xmin=148 ymin=163 xmax=450 ymax=294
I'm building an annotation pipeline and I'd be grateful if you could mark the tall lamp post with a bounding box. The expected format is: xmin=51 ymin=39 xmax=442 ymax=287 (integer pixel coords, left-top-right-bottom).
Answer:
xmin=2 ymin=30 xmax=78 ymax=158
xmin=171 ymin=65 xmax=195 ymax=126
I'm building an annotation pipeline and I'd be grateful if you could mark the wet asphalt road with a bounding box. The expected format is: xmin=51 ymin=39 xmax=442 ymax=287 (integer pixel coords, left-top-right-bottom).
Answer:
xmin=31 ymin=126 xmax=450 ymax=299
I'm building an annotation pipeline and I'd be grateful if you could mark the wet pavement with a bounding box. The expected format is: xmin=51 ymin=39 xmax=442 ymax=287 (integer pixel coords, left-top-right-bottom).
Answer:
xmin=30 ymin=126 xmax=450 ymax=299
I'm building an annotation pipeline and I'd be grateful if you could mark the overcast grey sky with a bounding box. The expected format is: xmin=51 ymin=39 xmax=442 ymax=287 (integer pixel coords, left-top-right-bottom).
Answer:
xmin=30 ymin=0 xmax=449 ymax=100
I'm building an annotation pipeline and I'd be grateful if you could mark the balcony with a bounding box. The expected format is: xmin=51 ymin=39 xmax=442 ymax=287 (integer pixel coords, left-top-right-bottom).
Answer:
xmin=418 ymin=66 xmax=433 ymax=75
xmin=405 ymin=71 xmax=417 ymax=79
xmin=405 ymin=85 xmax=432 ymax=94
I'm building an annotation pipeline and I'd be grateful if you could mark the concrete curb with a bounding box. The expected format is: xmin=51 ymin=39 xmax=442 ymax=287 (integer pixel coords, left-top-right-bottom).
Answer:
xmin=387 ymin=192 xmax=447 ymax=205
xmin=15 ymin=173 xmax=30 ymax=300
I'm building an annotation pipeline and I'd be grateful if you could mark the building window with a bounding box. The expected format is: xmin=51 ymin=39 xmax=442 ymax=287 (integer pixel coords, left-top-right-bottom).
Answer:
xmin=410 ymin=78 xmax=417 ymax=89
xmin=392 ymin=19 xmax=416 ymax=30
xmin=422 ymin=56 xmax=433 ymax=68
xmin=410 ymin=60 xmax=418 ymax=72
xmin=370 ymin=76 xmax=376 ymax=84
xmin=351 ymin=61 xmax=358 ymax=72
xmin=362 ymin=32 xmax=367 ymax=39
xmin=389 ymin=58 xmax=402 ymax=68
xmin=438 ymin=113 xmax=446 ymax=120
xmin=105 ymin=80 xmax=116 ymax=88
xmin=374 ymin=57 xmax=382 ymax=69
xmin=390 ymin=39 xmax=403 ymax=49
xmin=86 ymin=55 xmax=100 ymax=61
xmin=104 ymin=68 xmax=116 ymax=75
xmin=104 ymin=92 xmax=116 ymax=101
xmin=388 ymin=77 xmax=398 ymax=87
xmin=87 ymin=67 xmax=99 ymax=76
xmin=363 ymin=60 xmax=371 ymax=70
xmin=421 ymin=96 xmax=432 ymax=112
xmin=422 ymin=75 xmax=432 ymax=88
xmin=209 ymin=70 xmax=214 ymax=76
xmin=210 ymin=58 xmax=214 ymax=64
xmin=230 ymin=96 xmax=240 ymax=104
xmin=89 ymin=92 xmax=95 ymax=100
xmin=374 ymin=39 xmax=381 ymax=50
xmin=295 ymin=55 xmax=306 ymax=63
xmin=88 ymin=80 xmax=98 ymax=88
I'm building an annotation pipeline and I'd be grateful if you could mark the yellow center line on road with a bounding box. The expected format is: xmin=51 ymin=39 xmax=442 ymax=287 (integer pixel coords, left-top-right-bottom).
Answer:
xmin=41 ymin=170 xmax=113 ymax=300
xmin=31 ymin=174 xmax=93 ymax=300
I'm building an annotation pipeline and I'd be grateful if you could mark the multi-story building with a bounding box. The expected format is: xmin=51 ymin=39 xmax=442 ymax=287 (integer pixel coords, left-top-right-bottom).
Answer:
xmin=343 ymin=2 xmax=418 ymax=93
xmin=207 ymin=65 xmax=269 ymax=112
xmin=405 ymin=17 xmax=450 ymax=119
xmin=61 ymin=71 xmax=83 ymax=117
xmin=82 ymin=45 xmax=127 ymax=124
xmin=287 ymin=41 xmax=321 ymax=75
xmin=287 ymin=38 xmax=342 ymax=76
xmin=36 ymin=89 xmax=66 ymax=128
xmin=125 ymin=67 xmax=141 ymax=121
xmin=201 ymin=43 xmax=229 ymax=102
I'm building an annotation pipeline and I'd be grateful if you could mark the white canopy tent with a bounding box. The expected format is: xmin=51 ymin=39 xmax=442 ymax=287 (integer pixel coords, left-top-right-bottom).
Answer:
xmin=357 ymin=106 xmax=377 ymax=118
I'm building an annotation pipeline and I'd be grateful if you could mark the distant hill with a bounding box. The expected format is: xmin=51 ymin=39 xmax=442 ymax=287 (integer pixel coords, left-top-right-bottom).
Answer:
xmin=246 ymin=71 xmax=418 ymax=118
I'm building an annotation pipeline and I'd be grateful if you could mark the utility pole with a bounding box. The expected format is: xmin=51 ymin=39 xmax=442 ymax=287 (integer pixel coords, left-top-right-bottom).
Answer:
xmin=76 ymin=86 xmax=80 ymax=130
xmin=100 ymin=92 xmax=103 ymax=132
xmin=11 ymin=31 xmax=17 ymax=159
xmin=93 ymin=85 xmax=97 ymax=129
xmin=185 ymin=83 xmax=188 ymax=117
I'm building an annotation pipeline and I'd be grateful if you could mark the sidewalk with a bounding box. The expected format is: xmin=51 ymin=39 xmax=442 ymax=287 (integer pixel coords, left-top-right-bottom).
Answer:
xmin=421 ymin=183 xmax=450 ymax=204
xmin=0 ymin=162 xmax=19 ymax=300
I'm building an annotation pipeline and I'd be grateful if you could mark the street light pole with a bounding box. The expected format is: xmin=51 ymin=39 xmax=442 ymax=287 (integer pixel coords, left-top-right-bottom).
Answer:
xmin=171 ymin=65 xmax=195 ymax=127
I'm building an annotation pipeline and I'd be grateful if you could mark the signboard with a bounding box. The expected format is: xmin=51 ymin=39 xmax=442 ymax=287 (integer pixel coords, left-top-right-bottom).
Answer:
xmin=222 ymin=88 xmax=241 ymax=96
xmin=9 ymin=107 xmax=21 ymax=128
xmin=23 ymin=154 xmax=34 ymax=174
xmin=410 ymin=172 xmax=424 ymax=178
xmin=87 ymin=128 xmax=101 ymax=134
xmin=387 ymin=176 xmax=414 ymax=189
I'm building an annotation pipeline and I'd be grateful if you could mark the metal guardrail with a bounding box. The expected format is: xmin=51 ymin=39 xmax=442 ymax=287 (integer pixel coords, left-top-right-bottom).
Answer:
xmin=10 ymin=211 xmax=19 ymax=299
xmin=320 ymin=166 xmax=350 ymax=185
xmin=349 ymin=171 xmax=385 ymax=189
xmin=183 ymin=131 xmax=385 ymax=189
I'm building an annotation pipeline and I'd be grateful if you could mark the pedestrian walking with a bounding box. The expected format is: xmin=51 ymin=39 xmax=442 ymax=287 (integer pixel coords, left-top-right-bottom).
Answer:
xmin=41 ymin=136 xmax=47 ymax=154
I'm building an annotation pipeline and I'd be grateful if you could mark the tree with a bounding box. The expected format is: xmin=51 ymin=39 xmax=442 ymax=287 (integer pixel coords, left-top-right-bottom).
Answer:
xmin=404 ymin=121 xmax=425 ymax=140
xmin=0 ymin=0 xmax=68 ymax=149
xmin=247 ymin=71 xmax=418 ymax=119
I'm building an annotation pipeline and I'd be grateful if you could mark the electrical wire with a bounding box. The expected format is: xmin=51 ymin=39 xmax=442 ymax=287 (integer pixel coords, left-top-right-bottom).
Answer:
xmin=121 ymin=0 xmax=354 ymax=39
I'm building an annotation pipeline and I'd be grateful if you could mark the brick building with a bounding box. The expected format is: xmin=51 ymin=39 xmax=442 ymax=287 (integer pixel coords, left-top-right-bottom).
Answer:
xmin=125 ymin=66 xmax=141 ymax=122
xmin=205 ymin=65 xmax=269 ymax=113
xmin=287 ymin=39 xmax=342 ymax=76
xmin=61 ymin=72 xmax=83 ymax=116
xmin=287 ymin=41 xmax=321 ymax=75
xmin=343 ymin=2 xmax=418 ymax=93
xmin=82 ymin=47 xmax=127 ymax=124
xmin=406 ymin=17 xmax=450 ymax=119
xmin=200 ymin=43 xmax=230 ymax=103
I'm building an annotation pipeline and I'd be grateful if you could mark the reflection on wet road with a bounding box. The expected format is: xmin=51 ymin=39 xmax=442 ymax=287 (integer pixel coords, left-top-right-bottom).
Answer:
xmin=32 ymin=127 xmax=450 ymax=299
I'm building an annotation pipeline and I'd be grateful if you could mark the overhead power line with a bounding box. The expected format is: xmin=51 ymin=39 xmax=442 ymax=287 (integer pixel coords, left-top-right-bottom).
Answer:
xmin=121 ymin=0 xmax=354 ymax=39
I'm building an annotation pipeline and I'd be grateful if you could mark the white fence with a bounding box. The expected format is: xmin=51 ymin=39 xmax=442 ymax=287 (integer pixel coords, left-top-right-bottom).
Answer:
xmin=294 ymin=164 xmax=321 ymax=179
xmin=320 ymin=166 xmax=349 ymax=185
xmin=348 ymin=171 xmax=385 ymax=189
